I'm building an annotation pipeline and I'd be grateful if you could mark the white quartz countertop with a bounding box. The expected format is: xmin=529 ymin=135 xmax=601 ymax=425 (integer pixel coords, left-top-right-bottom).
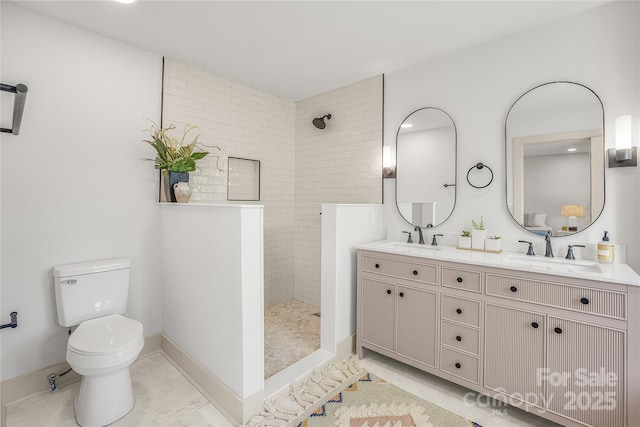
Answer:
xmin=357 ymin=240 xmax=640 ymax=287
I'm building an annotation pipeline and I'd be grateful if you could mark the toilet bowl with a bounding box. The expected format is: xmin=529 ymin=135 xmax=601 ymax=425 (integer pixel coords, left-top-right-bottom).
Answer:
xmin=67 ymin=314 xmax=144 ymax=427
xmin=53 ymin=258 xmax=144 ymax=427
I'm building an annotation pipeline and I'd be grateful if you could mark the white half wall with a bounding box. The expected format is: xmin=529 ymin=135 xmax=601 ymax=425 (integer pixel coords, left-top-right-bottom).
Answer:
xmin=321 ymin=204 xmax=385 ymax=352
xmin=384 ymin=1 xmax=639 ymax=269
xmin=0 ymin=3 xmax=163 ymax=381
xmin=160 ymin=204 xmax=263 ymax=401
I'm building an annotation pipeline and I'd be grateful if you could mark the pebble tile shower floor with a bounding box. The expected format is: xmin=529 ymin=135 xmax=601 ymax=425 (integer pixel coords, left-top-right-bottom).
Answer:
xmin=264 ymin=300 xmax=321 ymax=378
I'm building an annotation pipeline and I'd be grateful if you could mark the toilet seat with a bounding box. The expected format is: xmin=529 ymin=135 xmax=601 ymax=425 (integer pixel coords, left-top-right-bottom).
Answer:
xmin=69 ymin=314 xmax=143 ymax=356
xmin=67 ymin=314 xmax=144 ymax=376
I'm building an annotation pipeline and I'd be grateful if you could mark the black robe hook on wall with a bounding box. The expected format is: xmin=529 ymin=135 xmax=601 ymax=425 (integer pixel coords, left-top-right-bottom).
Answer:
xmin=1 ymin=83 xmax=28 ymax=135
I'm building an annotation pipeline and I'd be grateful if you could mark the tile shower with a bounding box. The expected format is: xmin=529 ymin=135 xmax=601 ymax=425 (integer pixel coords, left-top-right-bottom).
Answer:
xmin=162 ymin=59 xmax=383 ymax=377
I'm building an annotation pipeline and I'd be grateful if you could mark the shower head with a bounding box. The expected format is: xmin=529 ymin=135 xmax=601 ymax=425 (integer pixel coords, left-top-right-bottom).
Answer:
xmin=312 ymin=114 xmax=332 ymax=129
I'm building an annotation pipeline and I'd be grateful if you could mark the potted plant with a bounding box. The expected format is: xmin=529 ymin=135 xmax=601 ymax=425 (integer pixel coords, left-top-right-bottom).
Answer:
xmin=485 ymin=235 xmax=502 ymax=252
xmin=143 ymin=121 xmax=221 ymax=202
xmin=458 ymin=230 xmax=472 ymax=249
xmin=471 ymin=216 xmax=485 ymax=250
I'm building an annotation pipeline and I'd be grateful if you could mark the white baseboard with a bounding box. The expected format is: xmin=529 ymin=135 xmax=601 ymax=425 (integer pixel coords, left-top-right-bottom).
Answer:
xmin=336 ymin=333 xmax=356 ymax=359
xmin=160 ymin=333 xmax=263 ymax=425
xmin=1 ymin=333 xmax=162 ymax=419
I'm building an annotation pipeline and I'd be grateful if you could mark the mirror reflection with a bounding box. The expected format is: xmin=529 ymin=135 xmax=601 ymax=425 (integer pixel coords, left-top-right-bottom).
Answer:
xmin=396 ymin=108 xmax=456 ymax=227
xmin=505 ymin=82 xmax=604 ymax=236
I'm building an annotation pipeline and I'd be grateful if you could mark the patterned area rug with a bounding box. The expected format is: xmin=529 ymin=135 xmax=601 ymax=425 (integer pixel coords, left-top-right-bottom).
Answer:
xmin=293 ymin=372 xmax=476 ymax=427
xmin=246 ymin=355 xmax=481 ymax=427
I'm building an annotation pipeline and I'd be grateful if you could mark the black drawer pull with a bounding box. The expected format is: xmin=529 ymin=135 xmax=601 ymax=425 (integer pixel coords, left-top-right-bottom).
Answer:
xmin=375 ymin=263 xmax=380 ymax=269
xmin=456 ymin=277 xmax=463 ymax=283
xmin=399 ymin=292 xmax=404 ymax=298
xmin=455 ymin=335 xmax=462 ymax=342
xmin=580 ymin=297 xmax=589 ymax=305
xmin=455 ymin=363 xmax=461 ymax=369
xmin=510 ymin=286 xmax=518 ymax=292
xmin=554 ymin=327 xmax=563 ymax=334
xmin=386 ymin=289 xmax=392 ymax=295
xmin=456 ymin=308 xmax=462 ymax=314
xmin=413 ymin=270 xmax=418 ymax=276
xmin=531 ymin=322 xmax=539 ymax=329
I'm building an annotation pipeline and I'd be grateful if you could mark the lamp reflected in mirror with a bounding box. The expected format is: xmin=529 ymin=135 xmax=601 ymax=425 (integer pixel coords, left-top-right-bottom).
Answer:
xmin=561 ymin=204 xmax=584 ymax=232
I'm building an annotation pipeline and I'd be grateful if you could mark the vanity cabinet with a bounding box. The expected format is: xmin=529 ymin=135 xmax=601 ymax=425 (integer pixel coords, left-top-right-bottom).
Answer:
xmin=484 ymin=304 xmax=546 ymax=407
xmin=546 ymin=316 xmax=625 ymax=427
xmin=357 ymin=247 xmax=638 ymax=427
xmin=359 ymin=254 xmax=438 ymax=369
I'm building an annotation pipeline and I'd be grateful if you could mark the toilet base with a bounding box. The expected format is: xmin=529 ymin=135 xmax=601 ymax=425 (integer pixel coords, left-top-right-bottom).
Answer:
xmin=74 ymin=367 xmax=135 ymax=427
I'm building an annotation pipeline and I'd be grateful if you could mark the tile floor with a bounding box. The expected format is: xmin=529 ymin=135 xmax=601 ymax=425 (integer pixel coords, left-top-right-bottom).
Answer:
xmin=360 ymin=350 xmax=562 ymax=427
xmin=8 ymin=348 xmax=561 ymax=427
xmin=264 ymin=299 xmax=320 ymax=378
xmin=6 ymin=353 xmax=233 ymax=427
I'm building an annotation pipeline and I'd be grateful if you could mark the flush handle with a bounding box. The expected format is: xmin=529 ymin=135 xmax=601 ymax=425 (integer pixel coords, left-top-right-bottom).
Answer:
xmin=61 ymin=279 xmax=77 ymax=285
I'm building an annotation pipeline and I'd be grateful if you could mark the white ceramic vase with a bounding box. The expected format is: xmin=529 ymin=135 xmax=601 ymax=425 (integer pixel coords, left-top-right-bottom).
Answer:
xmin=458 ymin=236 xmax=472 ymax=249
xmin=173 ymin=182 xmax=192 ymax=203
xmin=471 ymin=229 xmax=485 ymax=250
xmin=485 ymin=238 xmax=501 ymax=252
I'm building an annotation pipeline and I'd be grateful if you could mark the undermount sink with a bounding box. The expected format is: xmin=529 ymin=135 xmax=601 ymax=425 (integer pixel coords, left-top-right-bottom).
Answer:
xmin=503 ymin=254 xmax=603 ymax=274
xmin=384 ymin=242 xmax=443 ymax=254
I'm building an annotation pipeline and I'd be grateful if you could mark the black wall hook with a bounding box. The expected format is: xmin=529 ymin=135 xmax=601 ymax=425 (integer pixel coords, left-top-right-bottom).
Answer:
xmin=1 ymin=83 xmax=28 ymax=135
xmin=0 ymin=312 xmax=18 ymax=329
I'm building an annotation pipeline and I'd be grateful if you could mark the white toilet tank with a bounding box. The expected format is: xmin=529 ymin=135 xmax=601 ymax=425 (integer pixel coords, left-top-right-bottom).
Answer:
xmin=53 ymin=258 xmax=131 ymax=327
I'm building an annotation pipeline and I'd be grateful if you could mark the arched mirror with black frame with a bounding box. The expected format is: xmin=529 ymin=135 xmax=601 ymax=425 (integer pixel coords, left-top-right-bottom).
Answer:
xmin=396 ymin=107 xmax=457 ymax=228
xmin=505 ymin=81 xmax=605 ymax=237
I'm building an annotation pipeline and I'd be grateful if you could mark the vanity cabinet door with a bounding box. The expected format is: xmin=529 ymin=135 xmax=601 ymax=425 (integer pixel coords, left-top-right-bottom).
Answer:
xmin=361 ymin=278 xmax=395 ymax=352
xmin=396 ymin=286 xmax=437 ymax=368
xmin=546 ymin=317 xmax=625 ymax=427
xmin=484 ymin=304 xmax=545 ymax=409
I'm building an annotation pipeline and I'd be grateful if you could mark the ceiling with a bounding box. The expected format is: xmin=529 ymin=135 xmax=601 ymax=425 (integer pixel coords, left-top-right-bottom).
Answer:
xmin=13 ymin=1 xmax=608 ymax=101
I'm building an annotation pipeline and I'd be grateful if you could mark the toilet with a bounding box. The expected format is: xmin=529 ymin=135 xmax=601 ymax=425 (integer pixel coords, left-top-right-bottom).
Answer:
xmin=53 ymin=258 xmax=144 ymax=427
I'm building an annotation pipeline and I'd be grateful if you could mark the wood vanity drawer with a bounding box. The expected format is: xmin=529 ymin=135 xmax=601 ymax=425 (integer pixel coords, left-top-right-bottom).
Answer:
xmin=441 ymin=321 xmax=479 ymax=355
xmin=441 ymin=295 xmax=481 ymax=327
xmin=362 ymin=255 xmax=438 ymax=285
xmin=486 ymin=273 xmax=626 ymax=320
xmin=442 ymin=267 xmax=481 ymax=293
xmin=440 ymin=347 xmax=479 ymax=384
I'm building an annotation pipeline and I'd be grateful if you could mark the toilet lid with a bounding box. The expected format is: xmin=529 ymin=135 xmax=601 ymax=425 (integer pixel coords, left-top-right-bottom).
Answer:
xmin=68 ymin=314 xmax=143 ymax=355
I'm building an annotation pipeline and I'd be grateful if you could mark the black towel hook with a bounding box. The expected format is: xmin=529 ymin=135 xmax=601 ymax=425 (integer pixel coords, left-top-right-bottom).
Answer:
xmin=1 ymin=83 xmax=28 ymax=135
xmin=466 ymin=162 xmax=493 ymax=189
xmin=0 ymin=312 xmax=18 ymax=329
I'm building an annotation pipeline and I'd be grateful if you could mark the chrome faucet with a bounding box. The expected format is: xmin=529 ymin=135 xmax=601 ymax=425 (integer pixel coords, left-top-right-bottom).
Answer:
xmin=414 ymin=226 xmax=425 ymax=245
xmin=545 ymin=230 xmax=554 ymax=258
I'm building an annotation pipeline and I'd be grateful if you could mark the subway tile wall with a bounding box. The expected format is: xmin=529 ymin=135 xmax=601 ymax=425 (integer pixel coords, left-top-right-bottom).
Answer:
xmin=163 ymin=59 xmax=296 ymax=306
xmin=294 ymin=76 xmax=383 ymax=306
xmin=162 ymin=59 xmax=382 ymax=308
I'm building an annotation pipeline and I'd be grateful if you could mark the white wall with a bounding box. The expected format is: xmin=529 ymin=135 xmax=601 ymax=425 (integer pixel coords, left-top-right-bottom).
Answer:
xmin=295 ymin=77 xmax=383 ymax=306
xmin=0 ymin=3 xmax=163 ymax=381
xmin=320 ymin=204 xmax=385 ymax=352
xmin=384 ymin=1 xmax=640 ymax=268
xmin=160 ymin=204 xmax=263 ymax=400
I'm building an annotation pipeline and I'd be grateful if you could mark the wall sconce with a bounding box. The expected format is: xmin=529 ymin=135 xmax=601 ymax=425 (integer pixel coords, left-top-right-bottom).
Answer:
xmin=608 ymin=115 xmax=637 ymax=167
xmin=560 ymin=204 xmax=584 ymax=232
xmin=383 ymin=146 xmax=396 ymax=178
